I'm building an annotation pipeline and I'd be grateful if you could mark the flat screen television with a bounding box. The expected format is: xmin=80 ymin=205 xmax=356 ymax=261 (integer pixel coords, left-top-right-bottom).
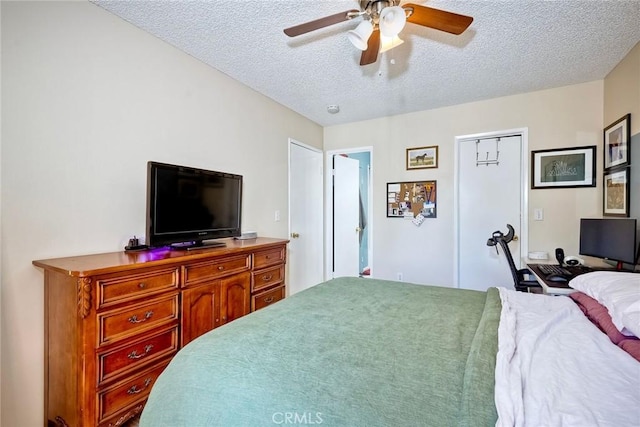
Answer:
xmin=579 ymin=218 xmax=638 ymax=270
xmin=146 ymin=161 xmax=242 ymax=249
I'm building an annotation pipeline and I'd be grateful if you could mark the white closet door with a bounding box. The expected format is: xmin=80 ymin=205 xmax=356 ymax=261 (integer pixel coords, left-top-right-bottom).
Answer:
xmin=457 ymin=135 xmax=524 ymax=291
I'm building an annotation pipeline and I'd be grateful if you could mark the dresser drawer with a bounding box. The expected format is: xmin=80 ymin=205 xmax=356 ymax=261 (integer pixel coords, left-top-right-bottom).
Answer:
xmin=252 ymin=265 xmax=284 ymax=292
xmin=97 ymin=326 xmax=179 ymax=386
xmin=96 ymin=267 xmax=179 ymax=309
xmin=97 ymin=361 xmax=169 ymax=425
xmin=98 ymin=294 xmax=179 ymax=347
xmin=183 ymin=255 xmax=251 ymax=286
xmin=253 ymin=246 xmax=285 ymax=269
xmin=252 ymin=285 xmax=285 ymax=311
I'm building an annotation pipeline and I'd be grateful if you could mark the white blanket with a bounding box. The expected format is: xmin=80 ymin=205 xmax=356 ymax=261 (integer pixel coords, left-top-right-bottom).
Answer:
xmin=495 ymin=288 xmax=640 ymax=427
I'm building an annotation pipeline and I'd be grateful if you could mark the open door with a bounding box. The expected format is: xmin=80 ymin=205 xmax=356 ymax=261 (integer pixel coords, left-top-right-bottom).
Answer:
xmin=288 ymin=140 xmax=324 ymax=294
xmin=332 ymin=155 xmax=360 ymax=278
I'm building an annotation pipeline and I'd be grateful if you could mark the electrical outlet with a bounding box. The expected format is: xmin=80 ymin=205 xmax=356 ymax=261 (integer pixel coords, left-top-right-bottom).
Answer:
xmin=397 ymin=272 xmax=403 ymax=281
xmin=274 ymin=210 xmax=280 ymax=222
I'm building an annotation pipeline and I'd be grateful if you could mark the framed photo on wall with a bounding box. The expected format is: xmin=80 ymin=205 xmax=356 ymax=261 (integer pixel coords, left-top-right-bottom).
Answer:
xmin=603 ymin=167 xmax=630 ymax=217
xmin=603 ymin=114 xmax=631 ymax=171
xmin=406 ymin=146 xmax=438 ymax=170
xmin=531 ymin=145 xmax=596 ymax=189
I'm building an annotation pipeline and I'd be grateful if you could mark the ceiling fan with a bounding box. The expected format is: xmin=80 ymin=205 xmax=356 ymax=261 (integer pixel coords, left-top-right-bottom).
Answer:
xmin=284 ymin=0 xmax=473 ymax=66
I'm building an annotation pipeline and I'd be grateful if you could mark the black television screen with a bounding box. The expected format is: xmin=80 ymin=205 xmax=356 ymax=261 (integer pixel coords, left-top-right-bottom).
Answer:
xmin=146 ymin=161 xmax=242 ymax=248
xmin=579 ymin=218 xmax=638 ymax=268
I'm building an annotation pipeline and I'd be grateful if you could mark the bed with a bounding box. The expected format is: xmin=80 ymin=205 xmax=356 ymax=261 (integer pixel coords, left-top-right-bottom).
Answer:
xmin=140 ymin=274 xmax=640 ymax=426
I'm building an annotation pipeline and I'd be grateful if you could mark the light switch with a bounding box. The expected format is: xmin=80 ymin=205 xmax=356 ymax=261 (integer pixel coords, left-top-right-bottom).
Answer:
xmin=534 ymin=208 xmax=543 ymax=221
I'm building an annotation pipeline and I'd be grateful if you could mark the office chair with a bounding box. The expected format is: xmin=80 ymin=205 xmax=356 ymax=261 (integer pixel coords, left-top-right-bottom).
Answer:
xmin=487 ymin=224 xmax=542 ymax=293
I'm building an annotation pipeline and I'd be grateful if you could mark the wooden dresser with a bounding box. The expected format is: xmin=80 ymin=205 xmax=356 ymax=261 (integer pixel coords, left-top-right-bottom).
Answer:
xmin=33 ymin=237 xmax=288 ymax=427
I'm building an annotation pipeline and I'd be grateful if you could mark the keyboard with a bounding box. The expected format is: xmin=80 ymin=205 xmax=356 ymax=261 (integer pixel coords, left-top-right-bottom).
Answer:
xmin=530 ymin=264 xmax=593 ymax=280
xmin=537 ymin=264 xmax=572 ymax=276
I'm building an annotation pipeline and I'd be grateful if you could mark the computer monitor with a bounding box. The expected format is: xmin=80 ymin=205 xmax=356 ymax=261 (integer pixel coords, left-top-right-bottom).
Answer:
xmin=579 ymin=218 xmax=638 ymax=270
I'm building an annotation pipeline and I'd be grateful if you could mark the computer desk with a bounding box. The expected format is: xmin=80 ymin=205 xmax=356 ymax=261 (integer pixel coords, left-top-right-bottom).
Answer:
xmin=524 ymin=259 xmax=576 ymax=296
xmin=524 ymin=258 xmax=617 ymax=296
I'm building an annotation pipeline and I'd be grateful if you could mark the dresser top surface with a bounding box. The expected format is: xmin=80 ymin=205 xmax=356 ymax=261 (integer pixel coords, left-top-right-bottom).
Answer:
xmin=33 ymin=237 xmax=288 ymax=277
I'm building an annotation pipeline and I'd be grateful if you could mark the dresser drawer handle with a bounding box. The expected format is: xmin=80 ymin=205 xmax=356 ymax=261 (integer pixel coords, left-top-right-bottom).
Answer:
xmin=127 ymin=344 xmax=154 ymax=360
xmin=262 ymin=274 xmax=273 ymax=282
xmin=128 ymin=311 xmax=153 ymax=324
xmin=263 ymin=296 xmax=274 ymax=303
xmin=138 ymin=282 xmax=146 ymax=289
xmin=127 ymin=377 xmax=152 ymax=395
xmin=217 ymin=266 xmax=224 ymax=271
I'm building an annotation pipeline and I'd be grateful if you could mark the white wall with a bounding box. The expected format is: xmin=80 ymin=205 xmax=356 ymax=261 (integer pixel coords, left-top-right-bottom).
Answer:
xmin=604 ymin=42 xmax=640 ymax=134
xmin=604 ymin=42 xmax=640 ymax=270
xmin=0 ymin=1 xmax=3 ymax=421
xmin=0 ymin=2 xmax=322 ymax=426
xmin=324 ymin=81 xmax=604 ymax=286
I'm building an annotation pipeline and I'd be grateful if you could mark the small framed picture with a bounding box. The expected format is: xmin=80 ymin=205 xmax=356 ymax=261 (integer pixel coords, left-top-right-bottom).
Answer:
xmin=531 ymin=145 xmax=596 ymax=189
xmin=603 ymin=167 xmax=630 ymax=217
xmin=406 ymin=146 xmax=438 ymax=170
xmin=603 ymin=114 xmax=631 ymax=171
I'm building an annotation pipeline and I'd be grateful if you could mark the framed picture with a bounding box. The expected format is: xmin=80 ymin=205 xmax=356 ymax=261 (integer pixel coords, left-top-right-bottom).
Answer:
xmin=387 ymin=181 xmax=436 ymax=218
xmin=603 ymin=114 xmax=631 ymax=171
xmin=531 ymin=145 xmax=596 ymax=189
xmin=603 ymin=167 xmax=630 ymax=217
xmin=406 ymin=146 xmax=438 ymax=170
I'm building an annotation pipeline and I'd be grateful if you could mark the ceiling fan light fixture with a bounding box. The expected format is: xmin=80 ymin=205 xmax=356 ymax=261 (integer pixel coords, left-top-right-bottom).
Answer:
xmin=379 ymin=35 xmax=404 ymax=53
xmin=347 ymin=20 xmax=373 ymax=50
xmin=379 ymin=6 xmax=406 ymax=37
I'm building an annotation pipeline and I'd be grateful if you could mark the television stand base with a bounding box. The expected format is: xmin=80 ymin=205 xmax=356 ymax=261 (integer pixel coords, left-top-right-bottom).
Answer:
xmin=171 ymin=241 xmax=227 ymax=251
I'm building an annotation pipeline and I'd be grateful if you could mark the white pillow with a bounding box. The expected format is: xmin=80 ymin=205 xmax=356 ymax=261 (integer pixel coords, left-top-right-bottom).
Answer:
xmin=570 ymin=271 xmax=640 ymax=337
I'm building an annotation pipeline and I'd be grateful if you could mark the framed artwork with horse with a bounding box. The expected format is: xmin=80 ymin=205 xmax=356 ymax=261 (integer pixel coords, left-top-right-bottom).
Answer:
xmin=406 ymin=146 xmax=438 ymax=170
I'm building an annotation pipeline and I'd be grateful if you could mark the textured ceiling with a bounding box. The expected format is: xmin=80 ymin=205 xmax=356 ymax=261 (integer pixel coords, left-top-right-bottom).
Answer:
xmin=92 ymin=0 xmax=640 ymax=127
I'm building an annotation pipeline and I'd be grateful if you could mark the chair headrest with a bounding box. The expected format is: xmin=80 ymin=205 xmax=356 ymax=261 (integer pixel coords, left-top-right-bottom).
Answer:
xmin=486 ymin=224 xmax=515 ymax=246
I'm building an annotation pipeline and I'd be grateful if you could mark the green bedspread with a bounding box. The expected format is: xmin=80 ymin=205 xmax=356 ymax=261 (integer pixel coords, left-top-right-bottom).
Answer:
xmin=141 ymin=277 xmax=501 ymax=427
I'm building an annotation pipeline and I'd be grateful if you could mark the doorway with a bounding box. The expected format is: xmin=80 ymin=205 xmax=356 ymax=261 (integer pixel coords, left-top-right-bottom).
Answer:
xmin=454 ymin=129 xmax=529 ymax=291
xmin=288 ymin=139 xmax=324 ymax=294
xmin=325 ymin=148 xmax=373 ymax=279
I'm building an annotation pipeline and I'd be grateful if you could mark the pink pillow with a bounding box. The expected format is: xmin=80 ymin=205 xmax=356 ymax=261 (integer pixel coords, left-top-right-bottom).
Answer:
xmin=618 ymin=338 xmax=640 ymax=363
xmin=569 ymin=292 xmax=628 ymax=345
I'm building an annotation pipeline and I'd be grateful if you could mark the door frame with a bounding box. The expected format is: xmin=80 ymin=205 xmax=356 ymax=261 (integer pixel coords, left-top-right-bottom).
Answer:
xmin=325 ymin=147 xmax=373 ymax=280
xmin=288 ymin=138 xmax=324 ymax=289
xmin=453 ymin=128 xmax=529 ymax=288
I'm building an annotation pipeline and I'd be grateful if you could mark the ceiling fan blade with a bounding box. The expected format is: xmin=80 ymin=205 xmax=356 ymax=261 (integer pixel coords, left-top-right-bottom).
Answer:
xmin=403 ymin=3 xmax=473 ymax=35
xmin=284 ymin=9 xmax=359 ymax=37
xmin=360 ymin=30 xmax=380 ymax=66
